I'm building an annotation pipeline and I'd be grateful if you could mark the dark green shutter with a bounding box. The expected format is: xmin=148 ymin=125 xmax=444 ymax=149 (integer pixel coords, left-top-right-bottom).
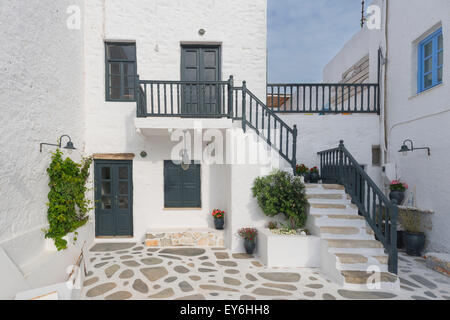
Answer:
xmin=164 ymin=161 xmax=201 ymax=208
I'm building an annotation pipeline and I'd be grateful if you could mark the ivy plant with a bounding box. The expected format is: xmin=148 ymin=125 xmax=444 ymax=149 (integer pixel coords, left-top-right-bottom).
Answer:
xmin=44 ymin=149 xmax=93 ymax=251
xmin=252 ymin=170 xmax=308 ymax=229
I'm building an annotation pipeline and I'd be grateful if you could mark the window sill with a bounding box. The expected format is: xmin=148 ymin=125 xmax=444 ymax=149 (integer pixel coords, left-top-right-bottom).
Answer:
xmin=410 ymin=83 xmax=444 ymax=100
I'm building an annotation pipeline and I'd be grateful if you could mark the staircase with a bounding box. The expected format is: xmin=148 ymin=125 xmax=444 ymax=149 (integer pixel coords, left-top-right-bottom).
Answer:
xmin=305 ymin=183 xmax=399 ymax=290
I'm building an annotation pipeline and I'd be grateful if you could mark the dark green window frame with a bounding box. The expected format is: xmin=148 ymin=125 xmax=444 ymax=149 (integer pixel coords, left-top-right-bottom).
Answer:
xmin=164 ymin=161 xmax=201 ymax=208
xmin=105 ymin=42 xmax=137 ymax=102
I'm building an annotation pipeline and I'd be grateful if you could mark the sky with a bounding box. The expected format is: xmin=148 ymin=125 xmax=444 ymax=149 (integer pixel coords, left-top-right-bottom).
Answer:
xmin=268 ymin=0 xmax=365 ymax=83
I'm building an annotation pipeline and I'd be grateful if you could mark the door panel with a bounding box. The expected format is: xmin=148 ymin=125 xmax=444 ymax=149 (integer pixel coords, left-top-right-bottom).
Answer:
xmin=181 ymin=46 xmax=221 ymax=116
xmin=95 ymin=161 xmax=133 ymax=237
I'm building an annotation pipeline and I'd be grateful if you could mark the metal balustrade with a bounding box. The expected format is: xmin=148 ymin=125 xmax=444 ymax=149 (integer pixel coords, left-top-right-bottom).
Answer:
xmin=136 ymin=76 xmax=298 ymax=171
xmin=318 ymin=141 xmax=398 ymax=274
xmin=267 ymin=83 xmax=380 ymax=114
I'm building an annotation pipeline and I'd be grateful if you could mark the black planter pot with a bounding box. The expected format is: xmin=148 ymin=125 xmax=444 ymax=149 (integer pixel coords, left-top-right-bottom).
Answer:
xmin=302 ymin=172 xmax=310 ymax=183
xmin=214 ymin=217 xmax=224 ymax=230
xmin=309 ymin=172 xmax=320 ymax=183
xmin=403 ymin=232 xmax=425 ymax=256
xmin=389 ymin=190 xmax=405 ymax=205
xmin=244 ymin=239 xmax=256 ymax=255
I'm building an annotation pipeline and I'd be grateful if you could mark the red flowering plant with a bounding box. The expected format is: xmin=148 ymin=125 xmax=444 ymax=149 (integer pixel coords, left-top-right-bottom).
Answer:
xmin=211 ymin=209 xmax=225 ymax=220
xmin=310 ymin=166 xmax=319 ymax=173
xmin=390 ymin=180 xmax=408 ymax=192
xmin=295 ymin=164 xmax=309 ymax=175
xmin=238 ymin=228 xmax=258 ymax=242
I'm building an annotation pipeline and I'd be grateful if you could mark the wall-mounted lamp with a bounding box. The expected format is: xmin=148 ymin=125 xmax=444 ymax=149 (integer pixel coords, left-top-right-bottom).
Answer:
xmin=40 ymin=135 xmax=76 ymax=153
xmin=198 ymin=29 xmax=206 ymax=36
xmin=399 ymin=139 xmax=431 ymax=156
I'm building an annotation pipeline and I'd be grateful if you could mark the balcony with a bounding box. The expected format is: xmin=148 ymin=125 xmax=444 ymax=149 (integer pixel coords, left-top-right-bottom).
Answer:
xmin=135 ymin=79 xmax=236 ymax=135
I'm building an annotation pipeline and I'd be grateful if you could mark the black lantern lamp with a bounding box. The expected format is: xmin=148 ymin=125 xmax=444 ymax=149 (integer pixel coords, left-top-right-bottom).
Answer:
xmin=399 ymin=139 xmax=430 ymax=156
xmin=40 ymin=135 xmax=76 ymax=153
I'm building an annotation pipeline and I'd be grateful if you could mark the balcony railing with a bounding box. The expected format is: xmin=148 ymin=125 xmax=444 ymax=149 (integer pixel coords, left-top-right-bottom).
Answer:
xmin=267 ymin=82 xmax=380 ymax=114
xmin=136 ymin=78 xmax=233 ymax=118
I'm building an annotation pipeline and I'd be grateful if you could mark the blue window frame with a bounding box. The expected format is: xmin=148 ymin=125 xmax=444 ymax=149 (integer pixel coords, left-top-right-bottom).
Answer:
xmin=418 ymin=28 xmax=443 ymax=93
xmin=105 ymin=42 xmax=137 ymax=101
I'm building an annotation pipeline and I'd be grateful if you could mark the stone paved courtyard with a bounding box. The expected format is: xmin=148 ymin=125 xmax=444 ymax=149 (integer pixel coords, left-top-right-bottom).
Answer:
xmin=81 ymin=243 xmax=450 ymax=300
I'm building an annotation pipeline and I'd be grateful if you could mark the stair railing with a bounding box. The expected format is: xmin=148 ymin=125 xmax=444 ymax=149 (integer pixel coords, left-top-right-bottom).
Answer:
xmin=318 ymin=140 xmax=398 ymax=274
xmin=236 ymin=82 xmax=298 ymax=171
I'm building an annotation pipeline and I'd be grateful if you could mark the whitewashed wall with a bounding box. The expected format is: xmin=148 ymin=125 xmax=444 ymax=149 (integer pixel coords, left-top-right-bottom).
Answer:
xmin=278 ymin=5 xmax=384 ymax=186
xmin=84 ymin=0 xmax=268 ymax=242
xmin=0 ymin=0 xmax=86 ymax=260
xmin=385 ymin=0 xmax=450 ymax=253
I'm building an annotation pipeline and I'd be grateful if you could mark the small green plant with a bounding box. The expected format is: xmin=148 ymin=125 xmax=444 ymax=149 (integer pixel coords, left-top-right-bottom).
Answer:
xmin=252 ymin=170 xmax=308 ymax=229
xmin=267 ymin=221 xmax=278 ymax=230
xmin=211 ymin=209 xmax=225 ymax=219
xmin=295 ymin=164 xmax=308 ymax=175
xmin=44 ymin=149 xmax=93 ymax=251
xmin=310 ymin=166 xmax=319 ymax=173
xmin=238 ymin=228 xmax=258 ymax=241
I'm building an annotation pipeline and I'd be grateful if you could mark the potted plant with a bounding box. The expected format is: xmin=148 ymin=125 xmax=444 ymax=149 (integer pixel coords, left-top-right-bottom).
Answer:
xmin=309 ymin=166 xmax=320 ymax=183
xmin=296 ymin=164 xmax=310 ymax=182
xmin=211 ymin=209 xmax=225 ymax=230
xmin=238 ymin=228 xmax=258 ymax=254
xmin=389 ymin=180 xmax=408 ymax=205
xmin=399 ymin=208 xmax=430 ymax=256
xmin=252 ymin=170 xmax=308 ymax=231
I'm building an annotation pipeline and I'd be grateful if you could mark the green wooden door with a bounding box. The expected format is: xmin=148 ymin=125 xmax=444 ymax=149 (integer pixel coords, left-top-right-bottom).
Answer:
xmin=95 ymin=161 xmax=133 ymax=237
xmin=181 ymin=45 xmax=221 ymax=116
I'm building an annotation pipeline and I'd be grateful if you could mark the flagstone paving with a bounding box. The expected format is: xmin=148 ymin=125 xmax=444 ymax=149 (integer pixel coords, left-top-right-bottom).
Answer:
xmin=82 ymin=244 xmax=450 ymax=300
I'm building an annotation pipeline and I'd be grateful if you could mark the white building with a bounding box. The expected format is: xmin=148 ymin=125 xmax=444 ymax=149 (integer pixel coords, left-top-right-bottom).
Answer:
xmin=0 ymin=0 xmax=448 ymax=299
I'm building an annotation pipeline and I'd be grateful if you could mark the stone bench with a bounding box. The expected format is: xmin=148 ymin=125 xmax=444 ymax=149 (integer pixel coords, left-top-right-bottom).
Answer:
xmin=145 ymin=228 xmax=224 ymax=247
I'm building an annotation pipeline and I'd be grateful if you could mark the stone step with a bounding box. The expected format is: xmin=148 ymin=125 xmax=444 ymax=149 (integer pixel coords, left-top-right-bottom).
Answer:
xmin=306 ymin=194 xmax=345 ymax=200
xmin=326 ymin=239 xmax=384 ymax=249
xmin=309 ymin=204 xmax=359 ymax=215
xmin=305 ymin=184 xmax=345 ymax=191
xmin=335 ymin=253 xmax=389 ymax=271
xmin=320 ymin=226 xmax=360 ymax=235
xmin=341 ymin=270 xmax=397 ymax=285
xmin=320 ymin=227 xmax=373 ymax=240
xmin=307 ymin=198 xmax=352 ymax=205
xmin=311 ymin=215 xmax=367 ymax=228
xmin=306 ymin=188 xmax=346 ymax=195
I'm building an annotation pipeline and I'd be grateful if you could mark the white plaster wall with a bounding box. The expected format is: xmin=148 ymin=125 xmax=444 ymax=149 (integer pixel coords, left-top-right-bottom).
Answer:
xmin=84 ymin=0 xmax=268 ymax=242
xmin=279 ymin=114 xmax=382 ymax=186
xmin=385 ymin=0 xmax=450 ymax=253
xmin=0 ymin=0 xmax=85 ymax=251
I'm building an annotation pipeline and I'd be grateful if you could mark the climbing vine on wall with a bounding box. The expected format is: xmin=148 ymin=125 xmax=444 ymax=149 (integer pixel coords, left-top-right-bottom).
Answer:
xmin=44 ymin=149 xmax=93 ymax=251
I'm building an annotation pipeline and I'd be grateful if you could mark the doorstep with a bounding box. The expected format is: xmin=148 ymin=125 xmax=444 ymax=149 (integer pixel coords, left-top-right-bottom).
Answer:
xmin=145 ymin=228 xmax=224 ymax=248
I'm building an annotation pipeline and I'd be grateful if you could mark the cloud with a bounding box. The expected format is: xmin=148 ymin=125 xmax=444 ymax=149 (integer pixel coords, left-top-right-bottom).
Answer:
xmin=268 ymin=0 xmax=363 ymax=83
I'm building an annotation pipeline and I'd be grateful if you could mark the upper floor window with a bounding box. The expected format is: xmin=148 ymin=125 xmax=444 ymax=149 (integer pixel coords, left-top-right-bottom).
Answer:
xmin=105 ymin=42 xmax=137 ymax=101
xmin=418 ymin=28 xmax=443 ymax=93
